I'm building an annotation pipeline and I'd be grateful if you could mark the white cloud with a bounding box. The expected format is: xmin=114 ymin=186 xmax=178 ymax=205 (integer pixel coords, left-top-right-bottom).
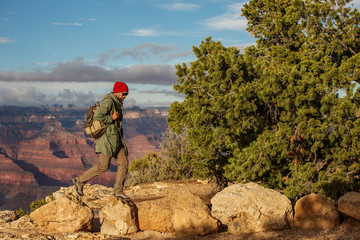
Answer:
xmin=202 ymin=2 xmax=247 ymax=31
xmin=98 ymin=43 xmax=179 ymax=64
xmin=0 ymin=37 xmax=15 ymax=44
xmin=0 ymin=87 xmax=46 ymax=107
xmin=46 ymin=89 xmax=103 ymax=107
xmin=113 ymin=64 xmax=177 ymax=85
xmin=34 ymin=61 xmax=56 ymax=67
xmin=0 ymin=60 xmax=177 ymax=85
xmin=0 ymin=83 xmax=180 ymax=108
xmin=52 ymin=22 xmax=83 ymax=26
xmin=0 ymin=87 xmax=103 ymax=107
xmin=160 ymin=3 xmax=200 ymax=11
xmin=166 ymin=50 xmax=193 ymax=62
xmin=88 ymin=18 xmax=97 ymax=21
xmin=139 ymin=88 xmax=184 ymax=98
xmin=128 ymin=28 xmax=158 ymax=36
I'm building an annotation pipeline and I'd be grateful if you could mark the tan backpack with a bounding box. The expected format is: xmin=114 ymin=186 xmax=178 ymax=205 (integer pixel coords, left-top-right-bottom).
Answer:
xmin=84 ymin=97 xmax=115 ymax=139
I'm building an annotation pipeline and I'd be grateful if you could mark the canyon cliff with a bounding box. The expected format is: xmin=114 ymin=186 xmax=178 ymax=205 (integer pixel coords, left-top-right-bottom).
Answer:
xmin=0 ymin=105 xmax=168 ymax=211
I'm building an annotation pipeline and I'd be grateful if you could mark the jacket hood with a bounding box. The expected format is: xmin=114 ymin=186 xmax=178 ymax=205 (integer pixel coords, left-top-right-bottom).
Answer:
xmin=107 ymin=92 xmax=123 ymax=106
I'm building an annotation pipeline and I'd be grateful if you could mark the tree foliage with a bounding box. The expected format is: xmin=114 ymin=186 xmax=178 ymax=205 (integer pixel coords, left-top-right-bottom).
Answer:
xmin=168 ymin=0 xmax=360 ymax=200
xmin=168 ymin=38 xmax=258 ymax=187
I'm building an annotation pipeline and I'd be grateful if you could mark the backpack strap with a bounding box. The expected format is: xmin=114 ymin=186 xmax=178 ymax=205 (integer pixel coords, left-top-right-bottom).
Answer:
xmin=103 ymin=97 xmax=118 ymax=128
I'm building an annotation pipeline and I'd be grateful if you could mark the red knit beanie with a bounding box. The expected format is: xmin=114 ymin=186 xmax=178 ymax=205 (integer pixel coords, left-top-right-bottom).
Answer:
xmin=113 ymin=82 xmax=129 ymax=93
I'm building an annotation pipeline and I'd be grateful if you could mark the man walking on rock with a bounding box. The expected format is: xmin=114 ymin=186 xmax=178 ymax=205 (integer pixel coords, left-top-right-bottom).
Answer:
xmin=73 ymin=81 xmax=130 ymax=200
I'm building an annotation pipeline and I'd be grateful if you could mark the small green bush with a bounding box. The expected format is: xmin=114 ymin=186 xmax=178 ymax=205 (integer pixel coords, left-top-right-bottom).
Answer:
xmin=160 ymin=128 xmax=205 ymax=180
xmin=15 ymin=208 xmax=29 ymax=217
xmin=30 ymin=199 xmax=47 ymax=212
xmin=128 ymin=128 xmax=203 ymax=186
xmin=16 ymin=193 xmax=54 ymax=216
xmin=128 ymin=152 xmax=172 ymax=185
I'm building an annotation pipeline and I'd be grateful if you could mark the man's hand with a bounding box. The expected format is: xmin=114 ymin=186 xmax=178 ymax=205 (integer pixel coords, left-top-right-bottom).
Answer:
xmin=112 ymin=111 xmax=119 ymax=120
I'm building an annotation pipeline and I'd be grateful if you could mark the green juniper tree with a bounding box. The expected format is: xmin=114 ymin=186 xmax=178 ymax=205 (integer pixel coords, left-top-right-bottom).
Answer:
xmin=168 ymin=38 xmax=259 ymax=188
xmin=168 ymin=0 xmax=360 ymax=199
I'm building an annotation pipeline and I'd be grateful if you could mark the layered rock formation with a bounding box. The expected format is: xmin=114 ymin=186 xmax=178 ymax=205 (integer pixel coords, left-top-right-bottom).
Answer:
xmin=0 ymin=152 xmax=38 ymax=188
xmin=0 ymin=105 xmax=168 ymax=211
xmin=1 ymin=119 xmax=115 ymax=187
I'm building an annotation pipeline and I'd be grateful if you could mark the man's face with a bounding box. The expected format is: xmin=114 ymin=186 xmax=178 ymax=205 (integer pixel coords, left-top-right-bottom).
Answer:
xmin=115 ymin=92 xmax=128 ymax=101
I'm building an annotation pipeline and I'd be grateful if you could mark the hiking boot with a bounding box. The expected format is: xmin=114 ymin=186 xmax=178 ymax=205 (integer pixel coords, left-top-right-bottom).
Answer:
xmin=72 ymin=177 xmax=84 ymax=196
xmin=115 ymin=192 xmax=130 ymax=201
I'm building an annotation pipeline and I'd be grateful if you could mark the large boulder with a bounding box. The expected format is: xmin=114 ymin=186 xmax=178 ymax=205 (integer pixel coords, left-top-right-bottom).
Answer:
xmin=211 ymin=182 xmax=293 ymax=235
xmin=99 ymin=196 xmax=139 ymax=235
xmin=338 ymin=191 xmax=360 ymax=221
xmin=30 ymin=196 xmax=93 ymax=233
xmin=294 ymin=193 xmax=340 ymax=230
xmin=137 ymin=188 xmax=219 ymax=236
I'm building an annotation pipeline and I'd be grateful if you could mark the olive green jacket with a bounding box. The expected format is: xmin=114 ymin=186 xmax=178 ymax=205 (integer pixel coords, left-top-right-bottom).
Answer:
xmin=93 ymin=92 xmax=127 ymax=157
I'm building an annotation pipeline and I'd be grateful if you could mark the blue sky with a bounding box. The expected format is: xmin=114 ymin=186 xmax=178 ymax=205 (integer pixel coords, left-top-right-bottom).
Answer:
xmin=0 ymin=0 xmax=359 ymax=108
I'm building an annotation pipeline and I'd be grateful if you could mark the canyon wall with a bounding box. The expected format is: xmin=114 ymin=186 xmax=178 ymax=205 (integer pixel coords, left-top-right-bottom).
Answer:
xmin=0 ymin=105 xmax=168 ymax=210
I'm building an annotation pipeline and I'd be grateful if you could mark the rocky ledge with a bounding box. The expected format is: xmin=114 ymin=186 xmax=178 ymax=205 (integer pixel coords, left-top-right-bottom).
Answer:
xmin=0 ymin=180 xmax=359 ymax=240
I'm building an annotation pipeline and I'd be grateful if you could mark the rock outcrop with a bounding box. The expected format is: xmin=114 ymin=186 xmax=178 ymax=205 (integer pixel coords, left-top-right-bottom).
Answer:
xmin=52 ymin=183 xmax=114 ymax=209
xmin=136 ymin=188 xmax=220 ymax=236
xmin=99 ymin=196 xmax=139 ymax=235
xmin=29 ymin=196 xmax=93 ymax=233
xmin=1 ymin=181 xmax=360 ymax=239
xmin=294 ymin=193 xmax=340 ymax=229
xmin=0 ymin=210 xmax=18 ymax=223
xmin=53 ymin=182 xmax=219 ymax=236
xmin=211 ymin=182 xmax=293 ymax=235
xmin=337 ymin=192 xmax=360 ymax=221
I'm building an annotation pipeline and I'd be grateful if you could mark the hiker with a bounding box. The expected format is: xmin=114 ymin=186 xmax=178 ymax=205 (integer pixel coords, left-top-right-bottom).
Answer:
xmin=73 ymin=81 xmax=130 ymax=200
